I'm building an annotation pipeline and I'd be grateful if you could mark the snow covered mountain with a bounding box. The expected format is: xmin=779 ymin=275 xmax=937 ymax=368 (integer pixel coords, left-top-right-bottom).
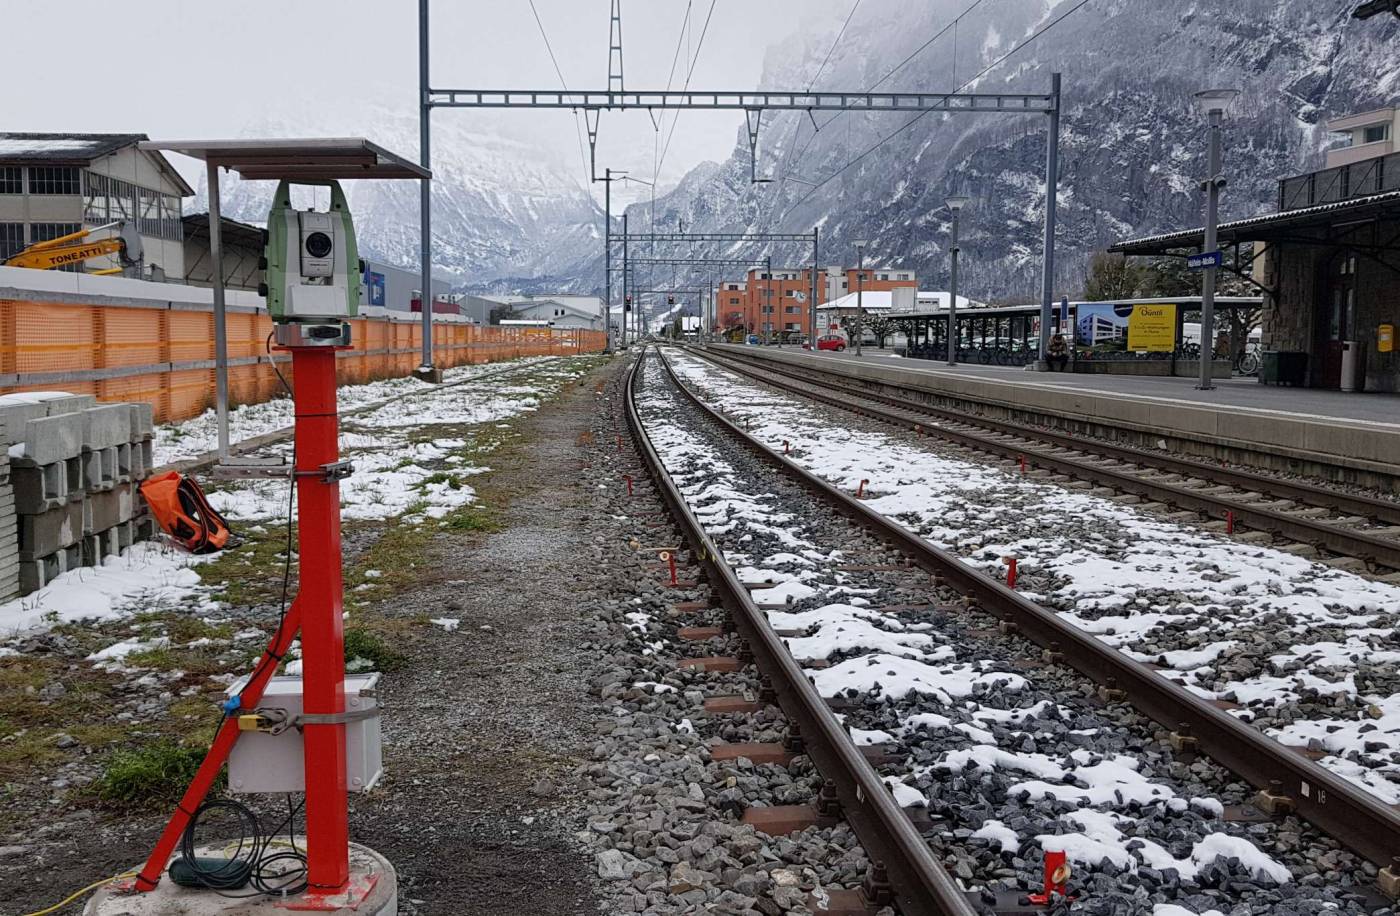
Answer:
xmin=604 ymin=0 xmax=1400 ymax=313
xmin=189 ymin=108 xmax=601 ymax=289
xmin=189 ymin=3 xmax=1398 ymax=315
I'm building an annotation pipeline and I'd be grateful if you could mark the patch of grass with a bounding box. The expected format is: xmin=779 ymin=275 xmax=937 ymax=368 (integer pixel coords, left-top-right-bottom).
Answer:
xmin=422 ymin=471 xmax=463 ymax=490
xmin=343 ymin=628 xmax=406 ymax=672
xmin=68 ymin=723 xmax=126 ymax=750
xmin=196 ymin=527 xmax=297 ymax=607
xmin=0 ymin=728 xmax=62 ymax=779
xmin=124 ymin=645 xmax=226 ymax=677
xmin=442 ymin=505 xmax=499 ymax=533
xmin=127 ymin=610 xmax=231 ymax=645
xmin=95 ymin=741 xmax=217 ymax=808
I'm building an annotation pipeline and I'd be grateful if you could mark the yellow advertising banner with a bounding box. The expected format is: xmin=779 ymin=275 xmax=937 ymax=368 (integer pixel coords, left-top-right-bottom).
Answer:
xmin=1126 ymin=303 xmax=1177 ymax=352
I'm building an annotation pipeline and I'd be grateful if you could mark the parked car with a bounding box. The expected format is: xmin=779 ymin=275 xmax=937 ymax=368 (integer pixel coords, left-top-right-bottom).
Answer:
xmin=815 ymin=334 xmax=847 ymax=352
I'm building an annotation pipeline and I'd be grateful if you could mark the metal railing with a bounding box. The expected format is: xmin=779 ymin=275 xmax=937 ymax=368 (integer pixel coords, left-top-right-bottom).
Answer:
xmin=1278 ymin=150 xmax=1400 ymax=210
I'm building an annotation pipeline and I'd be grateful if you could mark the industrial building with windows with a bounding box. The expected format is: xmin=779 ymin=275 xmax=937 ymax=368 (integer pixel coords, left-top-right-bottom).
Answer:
xmin=0 ymin=133 xmax=191 ymax=278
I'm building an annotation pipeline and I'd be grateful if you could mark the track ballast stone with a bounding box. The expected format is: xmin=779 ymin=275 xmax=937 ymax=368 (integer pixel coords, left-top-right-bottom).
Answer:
xmin=638 ymin=350 xmax=1390 ymax=916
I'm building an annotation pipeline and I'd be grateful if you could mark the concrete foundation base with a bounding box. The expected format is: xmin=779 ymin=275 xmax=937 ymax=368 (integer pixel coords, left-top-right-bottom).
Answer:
xmin=84 ymin=841 xmax=396 ymax=915
xmin=411 ymin=365 xmax=444 ymax=383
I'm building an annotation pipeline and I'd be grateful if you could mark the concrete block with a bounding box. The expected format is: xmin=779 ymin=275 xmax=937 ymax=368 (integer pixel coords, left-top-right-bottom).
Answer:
xmin=126 ymin=402 xmax=155 ymax=439
xmin=19 ymin=501 xmax=83 ymax=559
xmin=83 ymin=405 xmax=132 ymax=451
xmin=19 ymin=554 xmax=60 ymax=594
xmin=65 ymin=456 xmax=82 ymax=499
xmin=134 ymin=516 xmax=157 ymax=542
xmin=114 ymin=520 xmax=134 ymax=552
xmin=18 ymin=541 xmax=79 ymax=594
xmin=129 ymin=441 xmax=146 ymax=480
xmin=81 ymin=534 xmax=102 ymax=567
xmin=11 ymin=463 xmax=66 ymax=514
xmin=43 ymin=397 xmax=95 ymax=420
xmin=81 ymin=448 xmax=118 ymax=493
xmin=0 ymin=403 xmax=48 ymax=441
xmin=84 ymin=485 xmax=134 ymax=535
xmin=115 ymin=443 xmax=132 ymax=483
xmin=138 ymin=440 xmax=153 ymax=478
xmin=21 ymin=413 xmax=83 ymax=464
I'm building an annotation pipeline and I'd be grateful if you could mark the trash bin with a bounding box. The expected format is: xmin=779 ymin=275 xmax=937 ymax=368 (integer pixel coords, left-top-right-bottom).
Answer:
xmin=1341 ymin=340 xmax=1359 ymax=392
xmin=1259 ymin=350 xmax=1308 ymax=386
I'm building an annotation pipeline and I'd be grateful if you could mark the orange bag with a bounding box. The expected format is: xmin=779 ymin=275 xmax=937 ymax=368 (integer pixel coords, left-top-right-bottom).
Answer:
xmin=139 ymin=471 xmax=232 ymax=554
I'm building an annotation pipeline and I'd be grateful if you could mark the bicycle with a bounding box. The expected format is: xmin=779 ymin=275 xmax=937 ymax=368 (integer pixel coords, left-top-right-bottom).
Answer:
xmin=1238 ymin=347 xmax=1261 ymax=376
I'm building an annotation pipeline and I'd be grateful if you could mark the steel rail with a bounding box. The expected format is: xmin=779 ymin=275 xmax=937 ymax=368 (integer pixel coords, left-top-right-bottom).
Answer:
xmin=706 ymin=347 xmax=1400 ymax=527
xmin=625 ymin=349 xmax=978 ymax=916
xmin=694 ymin=347 xmax=1400 ymax=571
xmin=656 ymin=346 xmax=1400 ymax=872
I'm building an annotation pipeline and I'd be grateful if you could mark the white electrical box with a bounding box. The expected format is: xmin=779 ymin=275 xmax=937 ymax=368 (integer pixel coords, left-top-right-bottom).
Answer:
xmin=226 ymin=673 xmax=383 ymax=794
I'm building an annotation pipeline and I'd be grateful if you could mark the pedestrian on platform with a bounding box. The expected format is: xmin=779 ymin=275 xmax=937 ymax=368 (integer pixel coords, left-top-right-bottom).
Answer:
xmin=1047 ymin=332 xmax=1070 ymax=371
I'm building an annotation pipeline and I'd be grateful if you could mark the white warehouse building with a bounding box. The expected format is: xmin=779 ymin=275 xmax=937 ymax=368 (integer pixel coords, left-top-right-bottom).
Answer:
xmin=0 ymin=133 xmax=191 ymax=279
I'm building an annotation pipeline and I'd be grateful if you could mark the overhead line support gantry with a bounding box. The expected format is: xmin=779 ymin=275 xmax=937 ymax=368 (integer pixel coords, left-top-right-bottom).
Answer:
xmin=418 ymin=0 xmax=1062 ymax=367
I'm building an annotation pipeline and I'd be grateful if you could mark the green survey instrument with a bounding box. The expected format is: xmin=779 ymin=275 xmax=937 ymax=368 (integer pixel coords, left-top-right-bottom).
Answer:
xmin=261 ymin=180 xmax=361 ymax=324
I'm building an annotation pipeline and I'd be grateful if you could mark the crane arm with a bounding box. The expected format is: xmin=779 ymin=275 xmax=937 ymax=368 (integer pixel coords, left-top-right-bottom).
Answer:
xmin=4 ymin=237 xmax=128 ymax=270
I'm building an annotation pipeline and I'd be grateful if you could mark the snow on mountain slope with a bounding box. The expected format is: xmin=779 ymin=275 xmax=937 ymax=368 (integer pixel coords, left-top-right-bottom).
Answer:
xmin=602 ymin=0 xmax=1399 ymax=315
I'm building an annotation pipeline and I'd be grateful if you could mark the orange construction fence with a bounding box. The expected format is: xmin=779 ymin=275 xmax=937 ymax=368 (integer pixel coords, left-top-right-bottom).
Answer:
xmin=0 ymin=298 xmax=607 ymax=424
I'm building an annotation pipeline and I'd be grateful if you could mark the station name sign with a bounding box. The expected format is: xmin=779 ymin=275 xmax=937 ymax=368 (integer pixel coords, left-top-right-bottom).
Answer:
xmin=1187 ymin=251 xmax=1223 ymax=270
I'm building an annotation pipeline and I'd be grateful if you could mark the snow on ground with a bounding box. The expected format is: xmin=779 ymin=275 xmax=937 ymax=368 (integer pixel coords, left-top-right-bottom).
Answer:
xmin=201 ymin=357 xmax=594 ymax=523
xmin=0 ymin=542 xmax=211 ymax=635
xmin=3 ymin=355 xmax=599 ymax=637
xmin=664 ymin=350 xmax=1400 ymax=803
xmin=154 ymin=357 xmax=560 ymax=466
xmin=635 ymin=357 xmax=1292 ymax=890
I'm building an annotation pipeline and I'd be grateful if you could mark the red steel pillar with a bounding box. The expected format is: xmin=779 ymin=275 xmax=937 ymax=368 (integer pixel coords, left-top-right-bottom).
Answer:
xmin=291 ymin=344 xmax=350 ymax=893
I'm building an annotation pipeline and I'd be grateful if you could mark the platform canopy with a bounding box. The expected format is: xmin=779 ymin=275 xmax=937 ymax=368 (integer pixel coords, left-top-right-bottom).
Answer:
xmin=138 ymin=137 xmax=430 ymax=181
xmin=1110 ymin=189 xmax=1400 ymax=255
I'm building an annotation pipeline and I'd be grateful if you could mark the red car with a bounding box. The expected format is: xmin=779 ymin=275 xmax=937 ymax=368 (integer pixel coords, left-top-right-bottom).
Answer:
xmin=814 ymin=334 xmax=847 ymax=352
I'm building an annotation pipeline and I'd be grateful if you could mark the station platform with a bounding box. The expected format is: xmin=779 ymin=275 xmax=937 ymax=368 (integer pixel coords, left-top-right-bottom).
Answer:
xmin=706 ymin=344 xmax=1400 ymax=489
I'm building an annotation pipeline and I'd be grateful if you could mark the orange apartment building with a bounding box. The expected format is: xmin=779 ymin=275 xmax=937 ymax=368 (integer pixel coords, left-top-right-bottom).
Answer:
xmin=714 ymin=267 xmax=826 ymax=339
xmin=714 ymin=266 xmax=916 ymax=338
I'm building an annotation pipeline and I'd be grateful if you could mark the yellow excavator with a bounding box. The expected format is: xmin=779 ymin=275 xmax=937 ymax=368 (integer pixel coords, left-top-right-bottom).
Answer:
xmin=2 ymin=220 xmax=142 ymax=274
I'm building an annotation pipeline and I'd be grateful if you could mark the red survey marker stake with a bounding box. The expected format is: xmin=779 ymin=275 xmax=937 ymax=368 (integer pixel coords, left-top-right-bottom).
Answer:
xmin=1002 ymin=556 xmax=1018 ymax=590
xmin=660 ymin=550 xmax=679 ymax=586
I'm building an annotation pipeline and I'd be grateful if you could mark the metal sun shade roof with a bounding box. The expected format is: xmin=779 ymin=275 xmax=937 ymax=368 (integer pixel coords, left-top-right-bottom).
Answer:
xmin=138 ymin=138 xmax=430 ymax=181
xmin=1111 ymin=189 xmax=1400 ymax=255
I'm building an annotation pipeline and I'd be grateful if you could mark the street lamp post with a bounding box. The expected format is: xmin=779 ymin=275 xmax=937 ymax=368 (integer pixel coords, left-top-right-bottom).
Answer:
xmin=852 ymin=239 xmax=868 ymax=357
xmin=945 ymin=196 xmax=969 ymax=367
xmin=1193 ymin=88 xmax=1239 ymax=391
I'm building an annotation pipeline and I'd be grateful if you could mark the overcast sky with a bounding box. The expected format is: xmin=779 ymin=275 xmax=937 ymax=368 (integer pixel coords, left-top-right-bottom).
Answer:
xmin=7 ymin=0 xmax=848 ymax=202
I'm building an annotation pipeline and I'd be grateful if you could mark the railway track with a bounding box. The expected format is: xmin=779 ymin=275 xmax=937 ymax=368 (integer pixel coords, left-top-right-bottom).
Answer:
xmin=628 ymin=345 xmax=1400 ymax=914
xmin=691 ymin=345 xmax=1400 ymax=577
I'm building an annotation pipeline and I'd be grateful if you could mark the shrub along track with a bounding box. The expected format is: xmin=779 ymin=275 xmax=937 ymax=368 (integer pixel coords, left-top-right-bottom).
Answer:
xmin=693 ymin=346 xmax=1400 ymax=578
xmin=631 ymin=345 xmax=1400 ymax=914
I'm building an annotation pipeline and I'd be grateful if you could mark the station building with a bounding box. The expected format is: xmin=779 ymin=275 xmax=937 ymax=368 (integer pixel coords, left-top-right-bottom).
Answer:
xmin=0 ymin=133 xmax=191 ymax=278
xmin=1113 ymin=107 xmax=1400 ymax=393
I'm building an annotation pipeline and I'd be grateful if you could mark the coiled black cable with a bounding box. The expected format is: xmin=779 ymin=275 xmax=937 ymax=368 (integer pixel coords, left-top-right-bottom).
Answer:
xmin=178 ymin=796 xmax=307 ymax=898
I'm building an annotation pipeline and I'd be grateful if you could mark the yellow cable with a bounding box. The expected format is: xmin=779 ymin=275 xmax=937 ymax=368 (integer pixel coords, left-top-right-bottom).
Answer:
xmin=19 ymin=872 xmax=136 ymax=916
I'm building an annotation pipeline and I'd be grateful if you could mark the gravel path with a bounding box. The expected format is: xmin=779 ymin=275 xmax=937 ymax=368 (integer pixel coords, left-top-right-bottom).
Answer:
xmin=637 ymin=350 xmax=1389 ymax=915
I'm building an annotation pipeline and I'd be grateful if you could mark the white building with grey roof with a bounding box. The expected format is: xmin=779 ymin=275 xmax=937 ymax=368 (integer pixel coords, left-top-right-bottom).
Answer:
xmin=0 ymin=133 xmax=192 ymax=279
